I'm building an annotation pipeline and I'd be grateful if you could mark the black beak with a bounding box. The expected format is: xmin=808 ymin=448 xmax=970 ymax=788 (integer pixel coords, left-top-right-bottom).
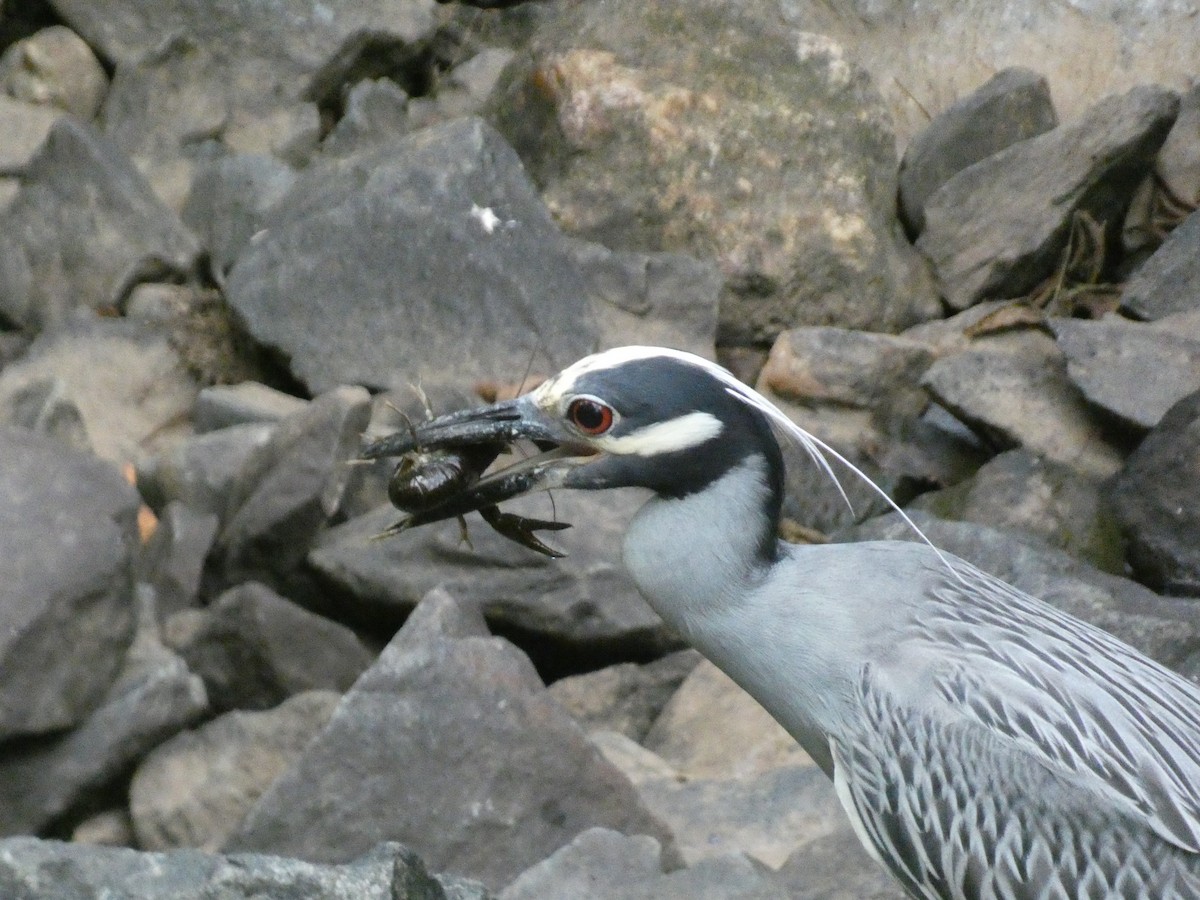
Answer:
xmin=360 ymin=397 xmax=554 ymax=460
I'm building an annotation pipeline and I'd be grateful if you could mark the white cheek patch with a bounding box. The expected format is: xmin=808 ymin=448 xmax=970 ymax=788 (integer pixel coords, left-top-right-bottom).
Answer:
xmin=594 ymin=411 xmax=723 ymax=456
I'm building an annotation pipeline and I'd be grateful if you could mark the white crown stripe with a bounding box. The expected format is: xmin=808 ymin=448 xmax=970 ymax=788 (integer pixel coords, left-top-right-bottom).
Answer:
xmin=596 ymin=411 xmax=724 ymax=456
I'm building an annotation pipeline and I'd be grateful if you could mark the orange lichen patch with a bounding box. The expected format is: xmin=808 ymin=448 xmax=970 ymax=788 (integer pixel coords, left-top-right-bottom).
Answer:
xmin=122 ymin=461 xmax=158 ymax=543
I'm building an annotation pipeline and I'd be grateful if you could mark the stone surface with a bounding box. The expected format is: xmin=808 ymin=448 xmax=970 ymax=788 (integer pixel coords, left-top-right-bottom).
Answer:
xmin=130 ymin=690 xmax=341 ymax=851
xmin=0 ymin=315 xmax=200 ymax=463
xmin=1120 ymin=208 xmax=1200 ymax=321
xmin=1157 ymin=80 xmax=1200 ymax=206
xmin=918 ymin=86 xmax=1178 ymax=310
xmin=193 ymin=382 xmax=308 ymax=433
xmin=0 ymin=25 xmax=108 ymax=119
xmin=899 ymin=67 xmax=1057 ymax=236
xmin=0 ymin=837 xmax=488 ymax=900
xmin=1111 ymin=389 xmax=1200 ymax=596
xmin=1050 ymin=315 xmax=1200 ymax=430
xmin=776 ymin=831 xmax=905 ymax=899
xmin=227 ymin=589 xmax=675 ymax=891
xmin=318 ymin=78 xmax=412 ymax=159
xmin=489 ymin=1 xmax=939 ymax=343
xmin=136 ymin=501 xmax=220 ymax=616
xmin=0 ymin=373 xmax=89 ymax=450
xmin=547 ymin=650 xmax=701 ymax=742
xmin=0 ymin=119 xmax=200 ymax=331
xmin=0 ymin=426 xmax=139 ymax=742
xmin=174 ymin=582 xmax=374 ymax=712
xmin=136 ymin=422 xmax=275 ymax=517
xmin=0 ymin=94 xmax=61 ymax=172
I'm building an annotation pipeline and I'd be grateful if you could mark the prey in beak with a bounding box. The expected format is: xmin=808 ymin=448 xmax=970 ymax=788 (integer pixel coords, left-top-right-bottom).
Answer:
xmin=360 ymin=394 xmax=593 ymax=557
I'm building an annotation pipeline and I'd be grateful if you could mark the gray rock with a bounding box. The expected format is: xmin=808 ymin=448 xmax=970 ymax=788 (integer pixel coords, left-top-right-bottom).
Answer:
xmin=226 ymin=117 xmax=601 ymax=393
xmin=435 ymin=47 xmax=516 ymax=120
xmin=1111 ymin=389 xmax=1200 ymax=596
xmin=918 ymin=86 xmax=1179 ymax=310
xmin=130 ymin=690 xmax=341 ymax=851
xmin=0 ymin=375 xmax=89 ymax=450
xmin=318 ymin=77 xmax=412 ymax=158
xmin=193 ymin=382 xmax=307 ymax=433
xmin=174 ymin=582 xmax=373 ymax=713
xmin=0 ymin=25 xmax=109 ymax=119
xmin=1121 ymin=208 xmax=1200 ymax=321
xmin=1157 ymin=80 xmax=1200 ymax=209
xmin=226 ymin=588 xmax=675 ymax=891
xmin=845 ymin=512 xmax=1200 ymax=679
xmin=489 ymin=3 xmax=940 ymax=344
xmin=210 ymin=386 xmax=370 ymax=592
xmin=0 ymin=426 xmax=139 ymax=742
xmin=308 ymin=492 xmax=675 ymax=653
xmin=1050 ymin=315 xmax=1200 ymax=430
xmin=0 ymin=119 xmax=200 ymax=331
xmin=0 ymin=95 xmax=61 ymax=173
xmin=0 ymin=314 xmax=199 ymax=463
xmin=899 ymin=67 xmax=1057 ymax=236
xmin=136 ymin=501 xmax=220 ymax=617
xmin=136 ymin=422 xmax=275 ymax=517
xmin=71 ymin=809 xmax=136 ymax=848
xmin=0 ymin=837 xmax=489 ymax=900
xmin=0 ymin=590 xmax=208 ymax=835
xmin=547 ymin=650 xmax=701 ymax=742
xmin=123 ymin=282 xmax=202 ymax=324
xmin=776 ymin=831 xmax=904 ymax=899
xmin=921 ymin=331 xmax=1123 ymax=478
xmin=500 ymin=828 xmax=787 ymax=900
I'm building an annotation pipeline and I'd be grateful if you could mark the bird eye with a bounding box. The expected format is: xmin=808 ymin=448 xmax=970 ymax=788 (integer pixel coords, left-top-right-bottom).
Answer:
xmin=567 ymin=398 xmax=614 ymax=435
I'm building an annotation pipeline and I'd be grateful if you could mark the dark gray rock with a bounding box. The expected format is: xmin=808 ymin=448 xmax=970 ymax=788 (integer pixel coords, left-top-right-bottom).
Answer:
xmin=182 ymin=153 xmax=298 ymax=283
xmin=1111 ymin=389 xmax=1200 ymax=597
xmin=0 ymin=426 xmax=139 ymax=742
xmin=0 ymin=589 xmax=208 ymax=835
xmin=226 ymin=588 xmax=676 ymax=891
xmin=193 ymin=382 xmax=307 ymax=433
xmin=899 ymin=67 xmax=1057 ymax=236
xmin=136 ymin=422 xmax=275 ymax=518
xmin=0 ymin=315 xmax=200 ymax=462
xmin=1156 ymin=80 xmax=1200 ymax=210
xmin=1050 ymin=315 xmax=1200 ymax=430
xmin=1121 ymin=208 xmax=1200 ymax=321
xmin=136 ymin=502 xmax=220 ymax=617
xmin=319 ymin=78 xmax=412 ymax=159
xmin=174 ymin=582 xmax=373 ymax=713
xmin=0 ymin=25 xmax=108 ymax=120
xmin=0 ymin=374 xmax=89 ymax=450
xmin=308 ymin=492 xmax=676 ymax=653
xmin=918 ymin=86 xmax=1179 ymax=310
xmin=547 ymin=650 xmax=702 ymax=742
xmin=846 ymin=512 xmax=1200 ymax=678
xmin=500 ymin=828 xmax=787 ymax=900
xmin=0 ymin=95 xmax=61 ymax=173
xmin=434 ymin=48 xmax=516 ymax=121
xmin=0 ymin=119 xmax=200 ymax=331
xmin=489 ymin=1 xmax=940 ymax=344
xmin=0 ymin=837 xmax=489 ymax=900
xmin=776 ymin=831 xmax=904 ymax=899
xmin=210 ymin=386 xmax=370 ymax=591
xmin=130 ymin=690 xmax=342 ymax=851
xmin=226 ymin=117 xmax=602 ymax=394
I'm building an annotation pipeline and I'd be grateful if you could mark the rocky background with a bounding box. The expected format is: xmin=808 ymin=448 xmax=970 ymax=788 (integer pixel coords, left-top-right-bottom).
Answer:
xmin=0 ymin=0 xmax=1198 ymax=897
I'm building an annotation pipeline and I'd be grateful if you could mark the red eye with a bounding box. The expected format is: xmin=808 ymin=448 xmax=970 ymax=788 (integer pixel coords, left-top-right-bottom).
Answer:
xmin=568 ymin=398 xmax=614 ymax=435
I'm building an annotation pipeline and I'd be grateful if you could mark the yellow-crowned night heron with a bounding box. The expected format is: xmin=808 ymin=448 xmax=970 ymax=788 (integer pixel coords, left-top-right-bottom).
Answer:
xmin=368 ymin=346 xmax=1200 ymax=898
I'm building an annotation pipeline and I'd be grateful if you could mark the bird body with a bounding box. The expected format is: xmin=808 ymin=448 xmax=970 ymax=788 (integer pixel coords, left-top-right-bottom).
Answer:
xmin=371 ymin=346 xmax=1200 ymax=899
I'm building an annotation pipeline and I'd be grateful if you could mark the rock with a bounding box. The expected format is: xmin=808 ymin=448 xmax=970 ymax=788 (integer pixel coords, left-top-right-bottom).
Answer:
xmin=776 ymin=831 xmax=904 ymax=899
xmin=489 ymin=2 xmax=939 ymax=344
xmin=124 ymin=282 xmax=201 ymax=324
xmin=1120 ymin=208 xmax=1200 ymax=321
xmin=209 ymin=386 xmax=370 ymax=592
xmin=0 ymin=95 xmax=61 ymax=172
xmin=130 ymin=690 xmax=341 ymax=851
xmin=846 ymin=512 xmax=1200 ymax=679
xmin=1049 ymin=316 xmax=1200 ymax=430
xmin=0 ymin=25 xmax=108 ymax=118
xmin=226 ymin=588 xmax=675 ymax=891
xmin=0 ymin=315 xmax=200 ymax=463
xmin=921 ymin=330 xmax=1124 ymax=478
xmin=318 ymin=77 xmax=413 ymax=158
xmin=193 ymin=382 xmax=307 ymax=433
xmin=910 ymin=449 xmax=1122 ymax=575
xmin=136 ymin=422 xmax=275 ymax=518
xmin=136 ymin=501 xmax=221 ymax=617
xmin=0 ymin=374 xmax=90 ymax=450
xmin=308 ymin=492 xmax=676 ymax=654
xmin=500 ymin=828 xmax=787 ymax=900
xmin=643 ymin=659 xmax=812 ymax=780
xmin=181 ymin=152 xmax=298 ymax=282
xmin=435 ymin=47 xmax=516 ymax=120
xmin=589 ymin=730 xmax=681 ymax=785
xmin=1111 ymin=389 xmax=1200 ymax=596
xmin=0 ymin=837 xmax=488 ymax=900
xmin=0 ymin=119 xmax=200 ymax=332
xmin=174 ymin=582 xmax=373 ymax=713
xmin=547 ymin=650 xmax=701 ymax=742
xmin=898 ymin=67 xmax=1057 ymax=236
xmin=0 ymin=426 xmax=139 ymax=742
xmin=227 ymin=117 xmax=600 ymax=394
xmin=0 ymin=589 xmax=208 ymax=835
xmin=918 ymin=86 xmax=1179 ymax=310
xmin=1156 ymin=80 xmax=1200 ymax=208
xmin=71 ymin=809 xmax=136 ymax=848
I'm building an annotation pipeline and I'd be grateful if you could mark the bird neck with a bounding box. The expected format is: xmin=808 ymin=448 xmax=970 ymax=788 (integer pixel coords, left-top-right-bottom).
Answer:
xmin=622 ymin=453 xmax=781 ymax=640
